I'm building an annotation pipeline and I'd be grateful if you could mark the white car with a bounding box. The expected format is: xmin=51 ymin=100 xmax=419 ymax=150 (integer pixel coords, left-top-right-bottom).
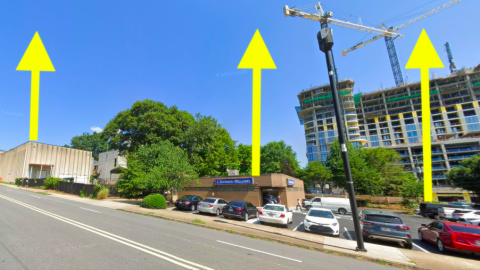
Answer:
xmin=258 ymin=204 xmax=293 ymax=228
xmin=304 ymin=208 xmax=340 ymax=236
xmin=458 ymin=218 xmax=480 ymax=226
xmin=452 ymin=209 xmax=480 ymax=221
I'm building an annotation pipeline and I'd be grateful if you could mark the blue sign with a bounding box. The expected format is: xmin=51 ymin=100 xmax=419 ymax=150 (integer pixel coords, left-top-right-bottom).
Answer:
xmin=288 ymin=179 xmax=295 ymax=186
xmin=215 ymin=178 xmax=253 ymax=185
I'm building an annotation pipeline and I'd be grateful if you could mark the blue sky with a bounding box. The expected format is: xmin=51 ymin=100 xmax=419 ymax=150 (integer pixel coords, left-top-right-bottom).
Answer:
xmin=0 ymin=0 xmax=478 ymax=166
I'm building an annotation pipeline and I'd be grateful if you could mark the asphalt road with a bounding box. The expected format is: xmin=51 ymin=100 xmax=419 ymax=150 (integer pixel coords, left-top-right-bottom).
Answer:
xmin=0 ymin=186 xmax=397 ymax=270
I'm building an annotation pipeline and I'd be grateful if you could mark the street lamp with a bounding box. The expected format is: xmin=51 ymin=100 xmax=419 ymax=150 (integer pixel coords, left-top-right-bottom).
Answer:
xmin=317 ymin=26 xmax=366 ymax=252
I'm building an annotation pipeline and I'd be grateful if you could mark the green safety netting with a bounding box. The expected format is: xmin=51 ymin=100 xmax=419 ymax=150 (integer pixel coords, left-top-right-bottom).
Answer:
xmin=386 ymin=90 xmax=438 ymax=103
xmin=304 ymin=90 xmax=350 ymax=104
xmin=354 ymin=93 xmax=362 ymax=106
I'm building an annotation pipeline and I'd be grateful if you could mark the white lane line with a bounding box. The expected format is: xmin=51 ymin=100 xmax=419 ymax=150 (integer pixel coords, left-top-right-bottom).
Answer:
xmin=217 ymin=240 xmax=302 ymax=263
xmin=293 ymin=222 xmax=303 ymax=231
xmin=31 ymin=195 xmax=41 ymax=198
xmin=0 ymin=194 xmax=213 ymax=270
xmin=413 ymin=243 xmax=430 ymax=253
xmin=80 ymin=207 xmax=101 ymax=213
xmin=344 ymin=227 xmax=353 ymax=240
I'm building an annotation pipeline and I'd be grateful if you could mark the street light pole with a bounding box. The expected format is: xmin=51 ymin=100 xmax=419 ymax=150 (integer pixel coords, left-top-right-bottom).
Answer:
xmin=317 ymin=26 xmax=366 ymax=252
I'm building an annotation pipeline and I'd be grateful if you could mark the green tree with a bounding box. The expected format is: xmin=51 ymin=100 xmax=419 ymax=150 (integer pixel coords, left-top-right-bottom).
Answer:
xmin=102 ymin=99 xmax=196 ymax=155
xmin=326 ymin=140 xmax=384 ymax=195
xmin=184 ymin=114 xmax=239 ymax=176
xmin=116 ymin=153 xmax=147 ymax=198
xmin=447 ymin=154 xmax=480 ymax=197
xmin=69 ymin=132 xmax=107 ymax=160
xmin=301 ymin=161 xmax=332 ymax=193
xmin=400 ymin=175 xmax=423 ymax=210
xmin=260 ymin=141 xmax=300 ymax=176
xmin=237 ymin=144 xmax=252 ymax=175
xmin=128 ymin=141 xmax=198 ymax=199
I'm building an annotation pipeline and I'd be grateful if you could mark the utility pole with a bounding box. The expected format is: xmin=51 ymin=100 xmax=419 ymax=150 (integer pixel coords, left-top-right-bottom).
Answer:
xmin=317 ymin=26 xmax=366 ymax=252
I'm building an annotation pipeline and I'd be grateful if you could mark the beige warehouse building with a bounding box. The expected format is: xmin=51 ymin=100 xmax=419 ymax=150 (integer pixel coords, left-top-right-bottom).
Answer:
xmin=0 ymin=142 xmax=93 ymax=184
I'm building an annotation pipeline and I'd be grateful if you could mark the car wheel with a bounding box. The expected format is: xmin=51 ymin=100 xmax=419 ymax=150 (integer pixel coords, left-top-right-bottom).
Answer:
xmin=338 ymin=208 xmax=347 ymax=215
xmin=216 ymin=208 xmax=220 ymax=216
xmin=260 ymin=221 xmax=265 ymax=225
xmin=404 ymin=242 xmax=413 ymax=250
xmin=418 ymin=231 xmax=424 ymax=242
xmin=255 ymin=211 xmax=259 ymax=219
xmin=306 ymin=206 xmax=312 ymax=211
xmin=190 ymin=204 xmax=195 ymax=212
xmin=437 ymin=239 xmax=446 ymax=252
xmin=244 ymin=213 xmax=249 ymax=221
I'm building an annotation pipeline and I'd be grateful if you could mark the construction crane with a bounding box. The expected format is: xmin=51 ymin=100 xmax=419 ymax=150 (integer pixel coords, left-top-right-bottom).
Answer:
xmin=341 ymin=0 xmax=465 ymax=87
xmin=444 ymin=42 xmax=457 ymax=74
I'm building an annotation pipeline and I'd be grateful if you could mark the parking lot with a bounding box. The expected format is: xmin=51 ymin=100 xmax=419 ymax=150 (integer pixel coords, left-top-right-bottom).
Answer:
xmin=171 ymin=207 xmax=480 ymax=260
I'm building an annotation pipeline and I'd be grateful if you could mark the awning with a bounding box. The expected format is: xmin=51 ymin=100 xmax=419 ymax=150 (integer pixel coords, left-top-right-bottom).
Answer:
xmin=29 ymin=164 xmax=54 ymax=166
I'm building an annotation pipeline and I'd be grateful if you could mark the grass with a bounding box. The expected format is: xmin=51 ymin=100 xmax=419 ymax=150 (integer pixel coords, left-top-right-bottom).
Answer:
xmin=36 ymin=192 xmax=50 ymax=195
xmin=376 ymin=260 xmax=388 ymax=265
xmin=192 ymin=218 xmax=205 ymax=224
xmin=147 ymin=212 xmax=155 ymax=215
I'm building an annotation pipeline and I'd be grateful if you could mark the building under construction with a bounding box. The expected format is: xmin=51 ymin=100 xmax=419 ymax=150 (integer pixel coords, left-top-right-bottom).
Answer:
xmin=297 ymin=65 xmax=480 ymax=190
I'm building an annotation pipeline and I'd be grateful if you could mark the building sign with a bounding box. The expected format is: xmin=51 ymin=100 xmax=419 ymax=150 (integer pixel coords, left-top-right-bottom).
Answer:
xmin=215 ymin=178 xmax=253 ymax=185
xmin=287 ymin=179 xmax=295 ymax=186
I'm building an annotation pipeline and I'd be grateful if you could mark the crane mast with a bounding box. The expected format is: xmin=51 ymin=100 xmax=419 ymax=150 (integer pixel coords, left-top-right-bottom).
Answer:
xmin=445 ymin=42 xmax=457 ymax=74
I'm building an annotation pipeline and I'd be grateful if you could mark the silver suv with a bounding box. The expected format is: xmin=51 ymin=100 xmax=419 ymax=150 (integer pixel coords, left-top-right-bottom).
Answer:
xmin=360 ymin=210 xmax=413 ymax=249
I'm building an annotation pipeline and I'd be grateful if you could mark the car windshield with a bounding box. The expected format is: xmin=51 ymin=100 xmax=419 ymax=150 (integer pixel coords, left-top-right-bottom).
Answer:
xmin=365 ymin=215 xmax=403 ymax=224
xmin=180 ymin=195 xmax=194 ymax=200
xmin=227 ymin=201 xmax=244 ymax=207
xmin=453 ymin=210 xmax=473 ymax=214
xmin=202 ymin=199 xmax=216 ymax=203
xmin=263 ymin=205 xmax=285 ymax=212
xmin=449 ymin=226 xmax=480 ymax=234
xmin=308 ymin=210 xmax=334 ymax=219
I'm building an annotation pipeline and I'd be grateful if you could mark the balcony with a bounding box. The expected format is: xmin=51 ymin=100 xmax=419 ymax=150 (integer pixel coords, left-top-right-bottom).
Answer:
xmin=432 ymin=175 xmax=446 ymax=179
xmin=305 ymin=130 xmax=315 ymax=135
xmin=306 ymin=136 xmax=316 ymax=141
xmin=448 ymin=155 xmax=476 ymax=160
xmin=347 ymin=125 xmax=359 ymax=130
xmin=446 ymin=147 xmax=480 ymax=153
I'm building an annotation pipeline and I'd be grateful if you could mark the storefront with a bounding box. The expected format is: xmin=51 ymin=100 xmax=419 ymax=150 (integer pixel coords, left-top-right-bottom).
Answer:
xmin=178 ymin=173 xmax=305 ymax=208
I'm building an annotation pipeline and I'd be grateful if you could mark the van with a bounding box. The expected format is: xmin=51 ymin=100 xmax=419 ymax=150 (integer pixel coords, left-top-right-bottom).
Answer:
xmin=419 ymin=203 xmax=446 ymax=219
xmin=305 ymin=197 xmax=351 ymax=215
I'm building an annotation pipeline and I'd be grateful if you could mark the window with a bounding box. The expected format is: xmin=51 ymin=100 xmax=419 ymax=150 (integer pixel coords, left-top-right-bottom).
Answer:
xmin=308 ymin=153 xmax=319 ymax=162
xmin=365 ymin=215 xmax=403 ymax=224
xmin=312 ymin=198 xmax=321 ymax=202
xmin=383 ymin=141 xmax=391 ymax=146
xmin=382 ymin=135 xmax=390 ymax=140
xmin=114 ymin=158 xmax=117 ymax=167
xmin=318 ymin=132 xmax=325 ymax=138
xmin=464 ymin=110 xmax=476 ymax=116
xmin=308 ymin=210 xmax=335 ymax=219
xmin=319 ymin=138 xmax=326 ymax=144
xmin=371 ymin=141 xmax=380 ymax=147
xmin=466 ymin=116 xmax=479 ymax=123
xmin=407 ymin=131 xmax=418 ymax=137
xmin=320 ymin=145 xmax=327 ymax=151
xmin=307 ymin=146 xmax=316 ymax=153
xmin=328 ymin=130 xmax=335 ymax=137
xmin=406 ymin=124 xmax=416 ymax=131
xmin=404 ymin=119 xmax=414 ymax=124
xmin=468 ymin=123 xmax=480 ymax=131
xmin=408 ymin=137 xmax=419 ymax=143
xmin=328 ymin=138 xmax=335 ymax=143
xmin=370 ymin=135 xmax=379 ymax=141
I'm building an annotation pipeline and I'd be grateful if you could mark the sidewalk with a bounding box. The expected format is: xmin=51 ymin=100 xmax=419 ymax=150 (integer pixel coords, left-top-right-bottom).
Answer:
xmin=2 ymin=183 xmax=480 ymax=270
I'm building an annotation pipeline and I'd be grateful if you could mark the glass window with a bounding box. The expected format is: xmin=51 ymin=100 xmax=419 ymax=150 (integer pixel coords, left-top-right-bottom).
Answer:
xmin=466 ymin=116 xmax=478 ymax=123
xmin=180 ymin=195 xmax=194 ymax=200
xmin=365 ymin=215 xmax=403 ymax=224
xmin=371 ymin=141 xmax=380 ymax=147
xmin=263 ymin=205 xmax=286 ymax=212
xmin=468 ymin=123 xmax=480 ymax=131
xmin=319 ymin=138 xmax=326 ymax=144
xmin=318 ymin=132 xmax=325 ymax=138
xmin=449 ymin=226 xmax=480 ymax=234
xmin=308 ymin=210 xmax=334 ymax=219
xmin=202 ymin=198 xmax=216 ymax=203
xmin=406 ymin=124 xmax=416 ymax=131
xmin=328 ymin=138 xmax=335 ymax=143
xmin=320 ymin=145 xmax=327 ymax=151
xmin=370 ymin=135 xmax=379 ymax=141
xmin=328 ymin=131 xmax=335 ymax=137
xmin=227 ymin=201 xmax=245 ymax=207
xmin=408 ymin=137 xmax=419 ymax=143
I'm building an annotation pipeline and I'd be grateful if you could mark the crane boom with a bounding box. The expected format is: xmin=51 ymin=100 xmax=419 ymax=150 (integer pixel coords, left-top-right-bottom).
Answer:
xmin=342 ymin=0 xmax=465 ymax=56
xmin=283 ymin=5 xmax=402 ymax=38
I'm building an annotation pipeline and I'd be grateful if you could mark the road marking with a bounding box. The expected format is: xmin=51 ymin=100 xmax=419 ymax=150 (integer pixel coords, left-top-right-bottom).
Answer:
xmin=217 ymin=240 xmax=302 ymax=263
xmin=293 ymin=222 xmax=303 ymax=231
xmin=344 ymin=227 xmax=353 ymax=240
xmin=0 ymin=194 xmax=213 ymax=270
xmin=31 ymin=195 xmax=41 ymax=198
xmin=413 ymin=243 xmax=430 ymax=253
xmin=80 ymin=207 xmax=101 ymax=213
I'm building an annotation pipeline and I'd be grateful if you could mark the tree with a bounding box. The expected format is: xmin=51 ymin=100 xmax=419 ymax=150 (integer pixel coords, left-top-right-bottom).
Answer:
xmin=301 ymin=161 xmax=332 ymax=193
xmin=123 ymin=141 xmax=198 ymax=200
xmin=326 ymin=140 xmax=384 ymax=195
xmin=400 ymin=175 xmax=423 ymax=210
xmin=260 ymin=141 xmax=300 ymax=176
xmin=102 ymin=99 xmax=196 ymax=155
xmin=69 ymin=132 xmax=108 ymax=160
xmin=184 ymin=114 xmax=239 ymax=177
xmin=447 ymin=154 xmax=480 ymax=197
xmin=237 ymin=144 xmax=252 ymax=175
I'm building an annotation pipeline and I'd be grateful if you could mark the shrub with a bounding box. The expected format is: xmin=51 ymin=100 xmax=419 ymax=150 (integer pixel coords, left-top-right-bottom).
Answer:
xmin=15 ymin=178 xmax=27 ymax=186
xmin=44 ymin=176 xmax=62 ymax=190
xmin=140 ymin=193 xmax=167 ymax=209
xmin=96 ymin=187 xmax=109 ymax=200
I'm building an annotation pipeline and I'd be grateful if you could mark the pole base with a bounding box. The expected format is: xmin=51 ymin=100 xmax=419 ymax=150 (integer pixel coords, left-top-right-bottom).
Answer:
xmin=356 ymin=247 xmax=367 ymax=252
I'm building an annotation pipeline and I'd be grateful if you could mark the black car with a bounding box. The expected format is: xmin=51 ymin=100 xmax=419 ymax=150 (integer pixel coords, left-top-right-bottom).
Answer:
xmin=175 ymin=195 xmax=203 ymax=211
xmin=222 ymin=201 xmax=258 ymax=221
xmin=419 ymin=203 xmax=445 ymax=219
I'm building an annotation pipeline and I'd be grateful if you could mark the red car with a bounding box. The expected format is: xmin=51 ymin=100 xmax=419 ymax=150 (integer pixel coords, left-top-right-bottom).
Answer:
xmin=418 ymin=221 xmax=480 ymax=254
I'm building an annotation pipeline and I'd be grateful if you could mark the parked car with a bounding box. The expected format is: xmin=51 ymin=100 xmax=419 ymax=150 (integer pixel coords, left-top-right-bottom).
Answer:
xmin=258 ymin=204 xmax=293 ymax=228
xmin=174 ymin=195 xmax=203 ymax=211
xmin=303 ymin=208 xmax=340 ymax=236
xmin=304 ymin=197 xmax=351 ymax=215
xmin=471 ymin=203 xmax=480 ymax=210
xmin=197 ymin=197 xmax=228 ymax=216
xmin=419 ymin=203 xmax=447 ymax=219
xmin=459 ymin=218 xmax=480 ymax=226
xmin=418 ymin=221 xmax=480 ymax=254
xmin=452 ymin=209 xmax=479 ymax=222
xmin=222 ymin=201 xmax=258 ymax=221
xmin=360 ymin=210 xmax=413 ymax=249
xmin=438 ymin=205 xmax=473 ymax=221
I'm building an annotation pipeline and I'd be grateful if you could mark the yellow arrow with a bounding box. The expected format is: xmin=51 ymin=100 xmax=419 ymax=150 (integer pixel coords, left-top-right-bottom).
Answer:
xmin=406 ymin=29 xmax=443 ymax=202
xmin=17 ymin=32 xmax=55 ymax=141
xmin=238 ymin=30 xmax=276 ymax=176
